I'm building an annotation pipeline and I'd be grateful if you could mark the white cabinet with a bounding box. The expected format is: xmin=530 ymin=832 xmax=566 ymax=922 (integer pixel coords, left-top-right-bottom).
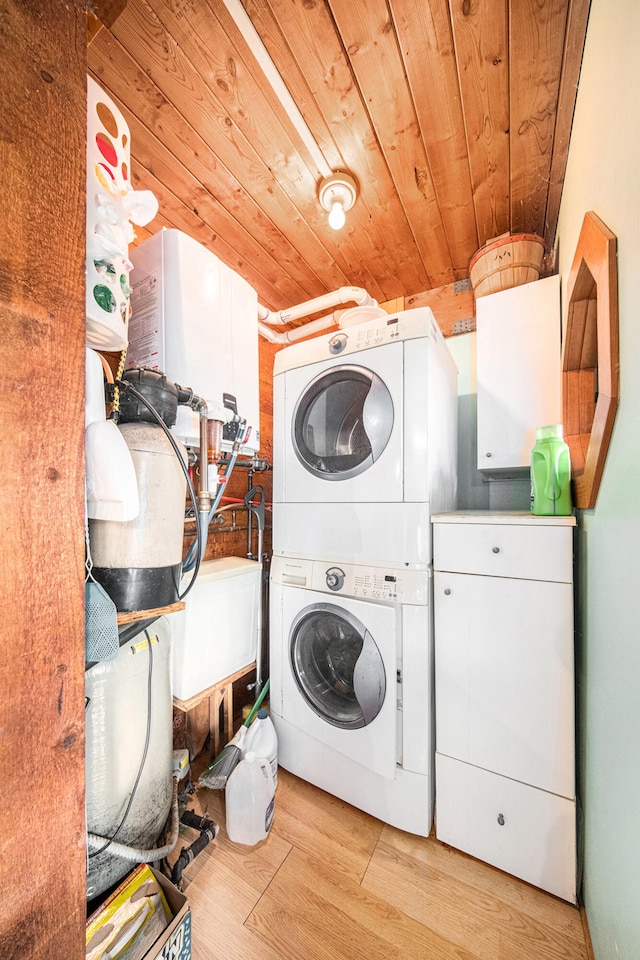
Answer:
xmin=432 ymin=511 xmax=577 ymax=903
xmin=476 ymin=275 xmax=561 ymax=471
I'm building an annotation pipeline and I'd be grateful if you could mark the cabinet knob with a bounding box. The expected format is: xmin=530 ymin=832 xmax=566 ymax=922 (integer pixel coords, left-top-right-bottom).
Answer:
xmin=444 ymin=588 xmax=451 ymax=596
xmin=497 ymin=813 xmax=505 ymax=826
xmin=485 ymin=451 xmax=492 ymax=458
xmin=492 ymin=546 xmax=500 ymax=554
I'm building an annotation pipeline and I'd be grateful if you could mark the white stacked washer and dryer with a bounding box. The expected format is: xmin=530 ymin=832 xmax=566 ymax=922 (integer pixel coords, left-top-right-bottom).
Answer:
xmin=269 ymin=308 xmax=458 ymax=835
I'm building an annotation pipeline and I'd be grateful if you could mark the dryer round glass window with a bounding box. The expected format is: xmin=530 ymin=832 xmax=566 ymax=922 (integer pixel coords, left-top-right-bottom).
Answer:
xmin=292 ymin=365 xmax=394 ymax=480
xmin=290 ymin=603 xmax=387 ymax=729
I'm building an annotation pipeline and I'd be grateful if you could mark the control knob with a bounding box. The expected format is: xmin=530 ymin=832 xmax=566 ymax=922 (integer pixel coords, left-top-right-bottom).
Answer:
xmin=328 ymin=334 xmax=348 ymax=355
xmin=325 ymin=567 xmax=346 ymax=591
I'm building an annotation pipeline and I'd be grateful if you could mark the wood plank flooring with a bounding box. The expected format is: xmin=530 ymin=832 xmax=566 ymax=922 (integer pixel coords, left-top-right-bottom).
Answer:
xmin=171 ymin=767 xmax=589 ymax=960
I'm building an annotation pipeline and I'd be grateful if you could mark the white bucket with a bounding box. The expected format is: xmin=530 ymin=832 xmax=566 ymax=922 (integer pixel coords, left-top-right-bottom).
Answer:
xmin=225 ymin=752 xmax=275 ymax=845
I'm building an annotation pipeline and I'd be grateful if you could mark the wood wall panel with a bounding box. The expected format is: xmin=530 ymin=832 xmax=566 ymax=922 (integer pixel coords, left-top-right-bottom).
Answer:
xmin=88 ymin=29 xmax=342 ymax=306
xmin=0 ymin=2 xmax=87 ymax=957
xmin=391 ymin=0 xmax=479 ymax=276
xmin=544 ymin=0 xmax=592 ymax=243
xmin=88 ymin=2 xmax=587 ymax=310
xmin=509 ymin=0 xmax=568 ymax=237
xmin=244 ymin=0 xmax=430 ymax=297
xmin=329 ymin=0 xmax=455 ymax=286
xmin=450 ymin=0 xmax=510 ymax=246
xmin=406 ymin=281 xmax=476 ymax=337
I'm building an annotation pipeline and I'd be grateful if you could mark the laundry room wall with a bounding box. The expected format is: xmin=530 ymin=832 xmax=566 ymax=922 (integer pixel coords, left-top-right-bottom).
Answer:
xmin=437 ymin=331 xmax=532 ymax=512
xmin=445 ymin=333 xmax=490 ymax=511
xmin=554 ymin=0 xmax=640 ymax=954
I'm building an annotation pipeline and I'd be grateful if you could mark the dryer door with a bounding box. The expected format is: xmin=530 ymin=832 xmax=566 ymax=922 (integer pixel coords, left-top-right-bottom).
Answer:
xmin=292 ymin=365 xmax=393 ymax=482
xmin=282 ymin=591 xmax=397 ymax=779
xmin=279 ymin=342 xmax=403 ymax=503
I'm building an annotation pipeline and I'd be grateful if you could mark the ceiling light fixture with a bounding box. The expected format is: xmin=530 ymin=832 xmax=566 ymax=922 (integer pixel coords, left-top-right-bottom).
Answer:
xmin=318 ymin=172 xmax=358 ymax=230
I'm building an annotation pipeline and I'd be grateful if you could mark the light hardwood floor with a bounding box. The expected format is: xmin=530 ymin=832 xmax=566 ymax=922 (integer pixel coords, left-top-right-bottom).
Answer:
xmin=170 ymin=767 xmax=590 ymax=960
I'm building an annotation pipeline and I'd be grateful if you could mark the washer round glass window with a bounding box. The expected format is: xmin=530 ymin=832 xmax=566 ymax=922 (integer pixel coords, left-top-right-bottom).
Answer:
xmin=292 ymin=365 xmax=394 ymax=480
xmin=290 ymin=603 xmax=386 ymax=729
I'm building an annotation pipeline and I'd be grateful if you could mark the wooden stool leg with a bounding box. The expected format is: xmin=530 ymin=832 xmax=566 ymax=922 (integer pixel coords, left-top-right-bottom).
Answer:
xmin=209 ymin=689 xmax=223 ymax=759
xmin=222 ymin=684 xmax=233 ymax=746
xmin=185 ymin=700 xmax=210 ymax=761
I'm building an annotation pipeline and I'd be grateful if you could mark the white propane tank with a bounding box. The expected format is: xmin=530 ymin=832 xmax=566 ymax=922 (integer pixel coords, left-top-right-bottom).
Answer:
xmin=85 ymin=619 xmax=173 ymax=900
xmin=225 ymin=752 xmax=275 ymax=845
xmin=89 ymin=420 xmax=187 ymax=612
xmin=242 ymin=709 xmax=278 ymax=788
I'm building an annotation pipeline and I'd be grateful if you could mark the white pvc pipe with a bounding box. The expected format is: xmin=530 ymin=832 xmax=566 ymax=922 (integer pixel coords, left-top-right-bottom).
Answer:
xmin=258 ymin=312 xmax=338 ymax=344
xmin=258 ymin=286 xmax=376 ymax=326
xmin=219 ymin=0 xmax=331 ymax=180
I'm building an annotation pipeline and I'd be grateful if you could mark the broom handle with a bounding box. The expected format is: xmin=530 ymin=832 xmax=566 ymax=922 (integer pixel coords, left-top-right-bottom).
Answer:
xmin=243 ymin=677 xmax=270 ymax=728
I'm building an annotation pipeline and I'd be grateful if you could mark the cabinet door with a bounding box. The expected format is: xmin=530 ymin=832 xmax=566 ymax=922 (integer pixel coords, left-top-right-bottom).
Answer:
xmin=476 ymin=275 xmax=561 ymax=470
xmin=434 ymin=570 xmax=574 ymax=798
xmin=436 ymin=754 xmax=576 ymax=903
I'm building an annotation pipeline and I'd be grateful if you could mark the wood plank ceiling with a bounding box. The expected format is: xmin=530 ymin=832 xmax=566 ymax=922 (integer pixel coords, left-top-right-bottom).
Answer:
xmin=88 ymin=0 xmax=591 ymax=313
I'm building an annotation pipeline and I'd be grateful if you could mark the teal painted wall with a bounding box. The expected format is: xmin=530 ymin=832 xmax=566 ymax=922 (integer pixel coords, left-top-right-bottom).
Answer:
xmin=556 ymin=0 xmax=640 ymax=955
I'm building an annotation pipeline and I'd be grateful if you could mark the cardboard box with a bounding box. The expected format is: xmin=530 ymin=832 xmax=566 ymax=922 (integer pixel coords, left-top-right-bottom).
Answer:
xmin=150 ymin=869 xmax=191 ymax=960
xmin=86 ymin=865 xmax=191 ymax=960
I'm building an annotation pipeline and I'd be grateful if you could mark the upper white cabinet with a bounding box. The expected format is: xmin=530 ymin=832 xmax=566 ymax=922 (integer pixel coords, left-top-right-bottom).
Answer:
xmin=476 ymin=275 xmax=562 ymax=471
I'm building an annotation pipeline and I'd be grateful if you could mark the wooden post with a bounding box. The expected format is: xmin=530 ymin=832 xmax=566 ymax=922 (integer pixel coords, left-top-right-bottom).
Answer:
xmin=0 ymin=3 xmax=87 ymax=957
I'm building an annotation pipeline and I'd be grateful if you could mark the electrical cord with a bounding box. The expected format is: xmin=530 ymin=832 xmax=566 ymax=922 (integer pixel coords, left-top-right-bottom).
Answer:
xmin=88 ymin=629 xmax=154 ymax=859
xmin=113 ymin=379 xmax=202 ymax=600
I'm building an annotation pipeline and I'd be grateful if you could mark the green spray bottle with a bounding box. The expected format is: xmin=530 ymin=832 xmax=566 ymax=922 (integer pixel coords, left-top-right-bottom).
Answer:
xmin=530 ymin=424 xmax=573 ymax=516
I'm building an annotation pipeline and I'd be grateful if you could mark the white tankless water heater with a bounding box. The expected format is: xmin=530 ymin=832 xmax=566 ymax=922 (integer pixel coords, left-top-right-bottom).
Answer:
xmin=127 ymin=229 xmax=260 ymax=454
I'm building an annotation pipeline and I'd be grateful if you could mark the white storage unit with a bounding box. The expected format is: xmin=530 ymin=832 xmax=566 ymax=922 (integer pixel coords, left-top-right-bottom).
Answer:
xmin=476 ymin=275 xmax=561 ymax=472
xmin=128 ymin=229 xmax=260 ymax=453
xmin=171 ymin=557 xmax=261 ymax=701
xmin=432 ymin=511 xmax=577 ymax=903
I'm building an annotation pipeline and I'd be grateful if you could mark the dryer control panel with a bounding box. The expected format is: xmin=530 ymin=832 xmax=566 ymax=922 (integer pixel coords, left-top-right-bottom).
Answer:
xmin=273 ymin=307 xmax=445 ymax=376
xmin=271 ymin=555 xmax=429 ymax=606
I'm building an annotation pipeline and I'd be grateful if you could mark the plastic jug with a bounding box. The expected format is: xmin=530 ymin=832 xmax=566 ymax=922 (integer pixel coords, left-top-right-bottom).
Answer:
xmin=225 ymin=751 xmax=275 ymax=845
xmin=242 ymin=708 xmax=278 ymax=788
xmin=530 ymin=424 xmax=572 ymax=516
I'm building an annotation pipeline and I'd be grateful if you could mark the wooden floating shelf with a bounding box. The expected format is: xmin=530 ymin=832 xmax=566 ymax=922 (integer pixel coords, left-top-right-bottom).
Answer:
xmin=562 ymin=211 xmax=619 ymax=510
xmin=116 ymin=601 xmax=186 ymax=625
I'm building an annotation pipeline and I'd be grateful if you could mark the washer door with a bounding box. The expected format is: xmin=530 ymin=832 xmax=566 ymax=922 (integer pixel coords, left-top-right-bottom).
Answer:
xmin=290 ymin=603 xmax=385 ymax=729
xmin=281 ymin=589 xmax=398 ymax=779
xmin=292 ymin=365 xmax=394 ymax=481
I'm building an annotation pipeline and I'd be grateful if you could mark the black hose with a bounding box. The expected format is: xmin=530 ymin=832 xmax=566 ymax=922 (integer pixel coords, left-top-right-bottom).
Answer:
xmin=114 ymin=379 xmax=202 ymax=600
xmin=170 ymin=811 xmax=218 ymax=886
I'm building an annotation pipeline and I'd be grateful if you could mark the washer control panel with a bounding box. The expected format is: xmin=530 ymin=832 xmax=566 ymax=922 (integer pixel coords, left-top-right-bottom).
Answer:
xmin=270 ymin=555 xmax=429 ymax=606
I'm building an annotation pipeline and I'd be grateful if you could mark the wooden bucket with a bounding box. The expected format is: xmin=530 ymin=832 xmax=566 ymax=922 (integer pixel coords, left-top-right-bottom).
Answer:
xmin=469 ymin=233 xmax=545 ymax=298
